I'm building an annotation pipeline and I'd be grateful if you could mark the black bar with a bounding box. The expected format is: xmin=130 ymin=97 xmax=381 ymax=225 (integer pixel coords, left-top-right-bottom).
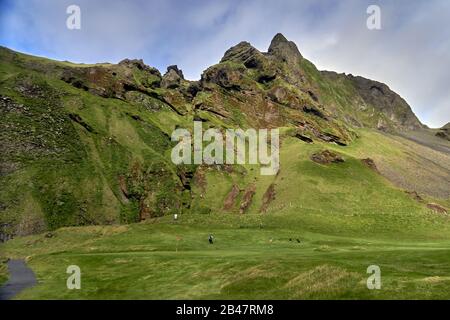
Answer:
xmin=0 ymin=300 xmax=447 ymax=318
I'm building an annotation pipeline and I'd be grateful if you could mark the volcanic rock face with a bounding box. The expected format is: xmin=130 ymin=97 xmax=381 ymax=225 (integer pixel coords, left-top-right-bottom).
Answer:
xmin=311 ymin=150 xmax=345 ymax=165
xmin=221 ymin=41 xmax=264 ymax=67
xmin=268 ymin=33 xmax=303 ymax=65
xmin=161 ymin=65 xmax=184 ymax=89
xmin=321 ymin=70 xmax=423 ymax=131
xmin=201 ymin=63 xmax=245 ymax=90
xmin=1 ymin=34 xmax=446 ymax=235
xmin=52 ymin=34 xmax=426 ymax=133
xmin=436 ymin=123 xmax=450 ymax=140
xmin=211 ymin=33 xmax=423 ymax=132
xmin=118 ymin=59 xmax=161 ymax=76
xmin=347 ymin=75 xmax=423 ymax=131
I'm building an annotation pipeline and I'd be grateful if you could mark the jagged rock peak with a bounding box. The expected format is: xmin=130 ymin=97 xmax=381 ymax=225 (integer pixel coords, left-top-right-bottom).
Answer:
xmin=270 ymin=33 xmax=289 ymax=45
xmin=119 ymin=58 xmax=147 ymax=68
xmin=220 ymin=41 xmax=261 ymax=63
xmin=118 ymin=58 xmax=161 ymax=75
xmin=268 ymin=33 xmax=302 ymax=64
xmin=165 ymin=65 xmax=184 ymax=79
xmin=161 ymin=65 xmax=184 ymax=89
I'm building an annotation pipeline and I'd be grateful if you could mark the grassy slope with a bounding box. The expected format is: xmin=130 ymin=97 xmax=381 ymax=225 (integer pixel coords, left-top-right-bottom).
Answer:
xmin=2 ymin=129 xmax=450 ymax=299
xmin=1 ymin=48 xmax=450 ymax=299
xmin=3 ymin=215 xmax=450 ymax=299
xmin=0 ymin=49 xmax=191 ymax=234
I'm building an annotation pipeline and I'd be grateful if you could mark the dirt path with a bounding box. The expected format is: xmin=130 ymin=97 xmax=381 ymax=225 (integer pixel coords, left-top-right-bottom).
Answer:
xmin=0 ymin=259 xmax=37 ymax=300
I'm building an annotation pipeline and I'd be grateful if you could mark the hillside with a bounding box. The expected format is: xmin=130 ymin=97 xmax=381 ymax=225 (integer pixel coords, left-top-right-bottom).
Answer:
xmin=0 ymin=34 xmax=449 ymax=238
xmin=1 ymin=33 xmax=450 ymax=299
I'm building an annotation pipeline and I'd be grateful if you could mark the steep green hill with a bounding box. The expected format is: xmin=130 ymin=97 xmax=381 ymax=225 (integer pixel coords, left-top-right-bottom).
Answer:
xmin=1 ymin=34 xmax=450 ymax=299
xmin=0 ymin=34 xmax=448 ymax=238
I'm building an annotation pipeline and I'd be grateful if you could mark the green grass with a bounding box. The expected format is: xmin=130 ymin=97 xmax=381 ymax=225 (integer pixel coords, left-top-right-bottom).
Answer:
xmin=2 ymin=131 xmax=450 ymax=299
xmin=2 ymin=214 xmax=450 ymax=299
xmin=1 ymin=46 xmax=449 ymax=300
xmin=0 ymin=55 xmax=187 ymax=230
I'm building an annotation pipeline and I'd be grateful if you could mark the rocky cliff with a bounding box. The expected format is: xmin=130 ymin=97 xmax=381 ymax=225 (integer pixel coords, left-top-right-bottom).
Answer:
xmin=1 ymin=34 xmax=446 ymax=237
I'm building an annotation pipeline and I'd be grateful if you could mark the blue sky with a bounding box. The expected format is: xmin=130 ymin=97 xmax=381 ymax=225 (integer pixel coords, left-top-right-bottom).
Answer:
xmin=0 ymin=0 xmax=449 ymax=127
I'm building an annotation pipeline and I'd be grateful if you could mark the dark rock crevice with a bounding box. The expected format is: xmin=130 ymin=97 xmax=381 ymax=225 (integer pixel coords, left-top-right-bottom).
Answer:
xmin=68 ymin=113 xmax=97 ymax=133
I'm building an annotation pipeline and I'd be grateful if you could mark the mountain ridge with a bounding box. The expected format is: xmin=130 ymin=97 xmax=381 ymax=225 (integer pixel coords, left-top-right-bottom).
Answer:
xmin=0 ymin=33 xmax=425 ymax=132
xmin=0 ymin=34 xmax=448 ymax=238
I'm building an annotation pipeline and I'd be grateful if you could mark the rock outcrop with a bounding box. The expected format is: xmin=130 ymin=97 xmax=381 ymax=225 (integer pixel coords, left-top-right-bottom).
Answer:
xmin=268 ymin=33 xmax=303 ymax=65
xmin=321 ymin=71 xmax=424 ymax=131
xmin=347 ymin=75 xmax=423 ymax=131
xmin=436 ymin=122 xmax=450 ymax=140
xmin=311 ymin=150 xmax=345 ymax=165
xmin=1 ymin=33 xmax=446 ymax=236
xmin=161 ymin=65 xmax=184 ymax=89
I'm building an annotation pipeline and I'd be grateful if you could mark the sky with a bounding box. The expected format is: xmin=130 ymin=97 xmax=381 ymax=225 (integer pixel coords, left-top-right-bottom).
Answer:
xmin=0 ymin=0 xmax=449 ymax=128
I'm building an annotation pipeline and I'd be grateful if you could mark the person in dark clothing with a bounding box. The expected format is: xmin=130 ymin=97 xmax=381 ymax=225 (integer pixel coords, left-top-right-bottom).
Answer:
xmin=208 ymin=234 xmax=214 ymax=244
